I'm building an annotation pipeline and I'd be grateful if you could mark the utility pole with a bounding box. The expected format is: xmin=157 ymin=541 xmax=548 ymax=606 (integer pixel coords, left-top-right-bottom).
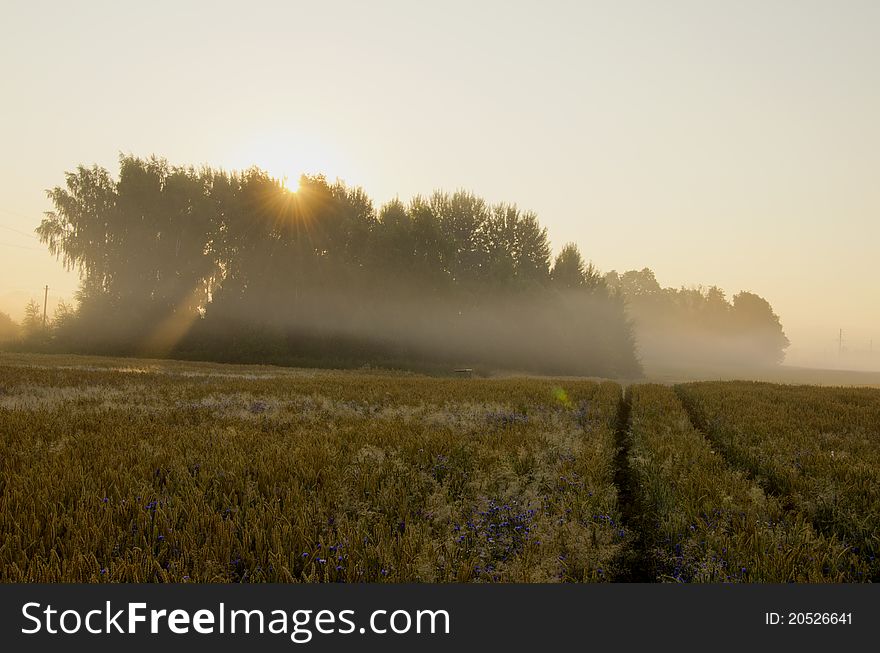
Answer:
xmin=42 ymin=285 xmax=48 ymax=329
xmin=838 ymin=328 xmax=844 ymax=359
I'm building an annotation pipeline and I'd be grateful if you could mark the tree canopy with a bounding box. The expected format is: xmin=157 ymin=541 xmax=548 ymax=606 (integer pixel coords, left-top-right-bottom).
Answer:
xmin=34 ymin=155 xmax=792 ymax=374
xmin=37 ymin=155 xmax=641 ymax=376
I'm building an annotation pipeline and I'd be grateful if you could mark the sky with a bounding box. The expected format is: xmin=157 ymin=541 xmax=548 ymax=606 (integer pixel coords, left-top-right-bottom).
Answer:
xmin=1 ymin=0 xmax=878 ymax=369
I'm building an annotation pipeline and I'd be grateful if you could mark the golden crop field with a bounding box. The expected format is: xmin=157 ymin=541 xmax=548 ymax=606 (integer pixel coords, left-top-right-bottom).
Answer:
xmin=2 ymin=353 xmax=879 ymax=582
xmin=677 ymin=381 xmax=880 ymax=580
xmin=0 ymin=353 xmax=626 ymax=582
xmin=627 ymin=384 xmax=867 ymax=581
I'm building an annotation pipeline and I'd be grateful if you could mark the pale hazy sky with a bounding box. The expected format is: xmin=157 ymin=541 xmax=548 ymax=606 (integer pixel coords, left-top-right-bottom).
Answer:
xmin=1 ymin=0 xmax=878 ymax=368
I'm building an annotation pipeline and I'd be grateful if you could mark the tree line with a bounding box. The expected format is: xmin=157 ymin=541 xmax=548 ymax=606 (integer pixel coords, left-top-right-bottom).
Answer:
xmin=29 ymin=155 xmax=641 ymax=376
xmin=604 ymin=268 xmax=790 ymax=369
xmin=5 ymin=155 xmax=790 ymax=374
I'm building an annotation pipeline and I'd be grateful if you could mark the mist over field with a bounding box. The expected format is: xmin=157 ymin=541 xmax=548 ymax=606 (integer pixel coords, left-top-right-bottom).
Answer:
xmin=189 ymin=286 xmax=636 ymax=376
xmin=603 ymin=268 xmax=793 ymax=376
xmin=0 ymin=155 xmax=798 ymax=378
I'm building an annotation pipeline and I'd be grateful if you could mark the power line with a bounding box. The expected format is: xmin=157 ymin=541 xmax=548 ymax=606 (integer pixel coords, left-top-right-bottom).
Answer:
xmin=0 ymin=206 xmax=43 ymax=221
xmin=0 ymin=223 xmax=40 ymax=240
xmin=0 ymin=240 xmax=43 ymax=251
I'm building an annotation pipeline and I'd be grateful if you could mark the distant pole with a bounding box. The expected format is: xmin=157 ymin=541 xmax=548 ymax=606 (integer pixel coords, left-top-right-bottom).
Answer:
xmin=42 ymin=285 xmax=48 ymax=329
xmin=837 ymin=328 xmax=843 ymax=359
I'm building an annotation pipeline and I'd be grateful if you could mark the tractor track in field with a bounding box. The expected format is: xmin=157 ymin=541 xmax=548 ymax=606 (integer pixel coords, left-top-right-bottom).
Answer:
xmin=611 ymin=386 xmax=654 ymax=582
xmin=672 ymin=386 xmax=880 ymax=581
xmin=673 ymin=386 xmax=800 ymax=512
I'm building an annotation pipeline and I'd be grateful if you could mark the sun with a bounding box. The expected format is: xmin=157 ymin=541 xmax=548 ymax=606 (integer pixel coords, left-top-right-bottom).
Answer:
xmin=281 ymin=175 xmax=301 ymax=194
xmin=231 ymin=130 xmax=349 ymax=190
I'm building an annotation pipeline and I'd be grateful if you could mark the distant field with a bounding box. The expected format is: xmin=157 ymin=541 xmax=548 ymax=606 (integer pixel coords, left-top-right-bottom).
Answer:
xmin=1 ymin=353 xmax=879 ymax=582
xmin=643 ymin=363 xmax=880 ymax=387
